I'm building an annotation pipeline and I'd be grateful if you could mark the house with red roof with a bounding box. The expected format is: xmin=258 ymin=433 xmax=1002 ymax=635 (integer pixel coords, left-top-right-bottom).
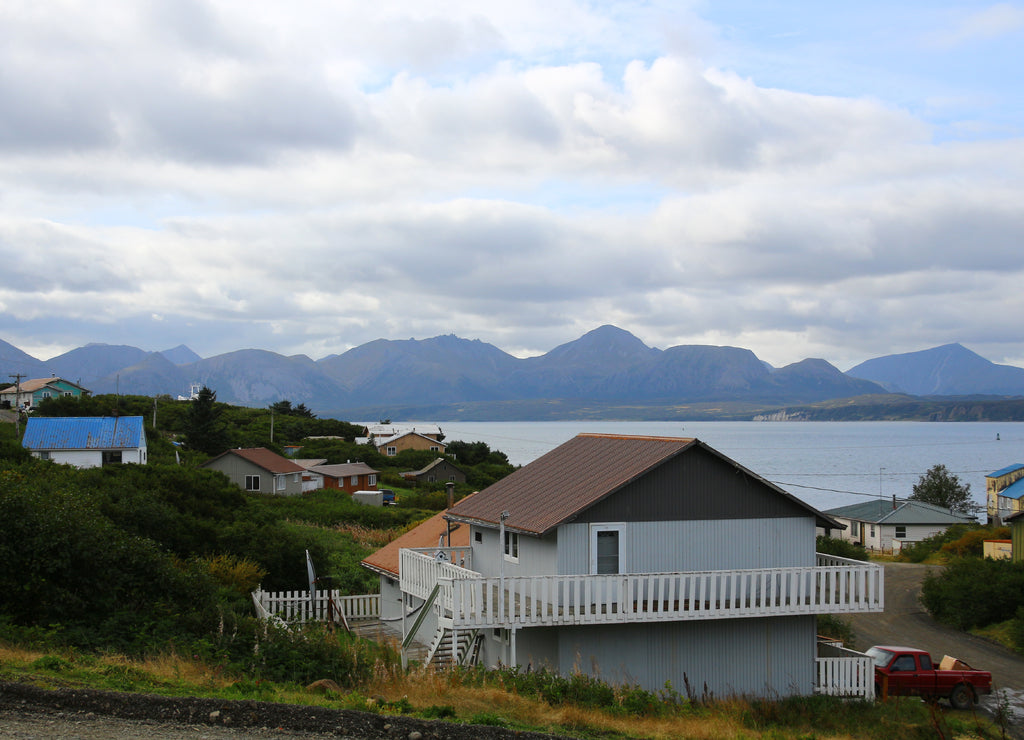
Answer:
xmin=202 ymin=447 xmax=306 ymax=495
xmin=377 ymin=433 xmax=883 ymax=698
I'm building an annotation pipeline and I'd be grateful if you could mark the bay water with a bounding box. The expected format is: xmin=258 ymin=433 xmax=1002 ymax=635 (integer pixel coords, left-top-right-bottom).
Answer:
xmin=426 ymin=420 xmax=1023 ymax=514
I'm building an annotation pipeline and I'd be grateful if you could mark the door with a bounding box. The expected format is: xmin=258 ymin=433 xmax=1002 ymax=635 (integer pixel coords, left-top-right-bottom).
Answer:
xmin=590 ymin=524 xmax=625 ymax=611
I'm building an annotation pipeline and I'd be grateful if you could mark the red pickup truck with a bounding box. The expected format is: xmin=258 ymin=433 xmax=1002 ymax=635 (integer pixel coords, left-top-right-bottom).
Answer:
xmin=866 ymin=645 xmax=992 ymax=709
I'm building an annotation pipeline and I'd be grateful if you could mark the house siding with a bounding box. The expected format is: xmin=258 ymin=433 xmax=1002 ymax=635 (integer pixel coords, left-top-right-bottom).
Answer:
xmin=573 ymin=447 xmax=812 ymax=524
xmin=556 ymin=518 xmax=816 ymax=575
xmin=551 ymin=615 xmax=815 ymax=696
xmin=470 ymin=525 xmax=558 ymax=580
xmin=204 ymin=456 xmax=303 ymax=495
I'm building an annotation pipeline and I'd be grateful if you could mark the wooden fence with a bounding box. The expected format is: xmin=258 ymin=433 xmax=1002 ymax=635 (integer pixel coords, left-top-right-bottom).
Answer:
xmin=251 ymin=589 xmax=380 ymax=624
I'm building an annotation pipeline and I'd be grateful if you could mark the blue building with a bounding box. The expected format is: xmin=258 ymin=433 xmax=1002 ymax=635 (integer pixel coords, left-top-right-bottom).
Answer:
xmin=22 ymin=416 xmax=148 ymax=468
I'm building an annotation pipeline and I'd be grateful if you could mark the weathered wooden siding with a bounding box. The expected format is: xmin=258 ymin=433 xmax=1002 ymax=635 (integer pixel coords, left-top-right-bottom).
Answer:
xmin=557 ymin=517 xmax=816 ymax=575
xmin=551 ymin=614 xmax=816 ymax=697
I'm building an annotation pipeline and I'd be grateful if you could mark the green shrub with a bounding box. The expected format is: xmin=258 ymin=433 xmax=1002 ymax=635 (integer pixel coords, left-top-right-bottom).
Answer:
xmin=921 ymin=558 xmax=1024 ymax=630
xmin=816 ymin=614 xmax=856 ymax=648
xmin=1009 ymin=606 xmax=1024 ymax=654
xmin=816 ymin=536 xmax=868 ymax=561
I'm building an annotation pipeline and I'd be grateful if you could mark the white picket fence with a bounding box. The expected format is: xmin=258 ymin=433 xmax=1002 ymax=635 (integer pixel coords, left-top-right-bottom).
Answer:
xmin=816 ymin=643 xmax=874 ymax=699
xmin=251 ymin=589 xmax=380 ymax=624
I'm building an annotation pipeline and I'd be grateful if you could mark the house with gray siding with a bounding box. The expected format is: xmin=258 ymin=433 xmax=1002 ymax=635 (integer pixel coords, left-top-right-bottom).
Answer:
xmin=821 ymin=498 xmax=974 ymax=552
xmin=386 ymin=434 xmax=883 ymax=698
xmin=202 ymin=447 xmax=305 ymax=495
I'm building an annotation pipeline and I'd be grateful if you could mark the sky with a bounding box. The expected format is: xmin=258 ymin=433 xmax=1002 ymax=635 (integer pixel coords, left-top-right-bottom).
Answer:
xmin=2 ymin=0 xmax=1022 ymax=371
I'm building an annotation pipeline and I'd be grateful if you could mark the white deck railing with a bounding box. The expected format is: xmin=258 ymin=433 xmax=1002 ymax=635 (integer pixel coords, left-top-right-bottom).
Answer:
xmin=399 ymin=552 xmax=882 ymax=629
xmin=399 ymin=547 xmax=476 ymax=602
xmin=252 ymin=589 xmax=380 ymax=623
xmin=816 ymin=643 xmax=874 ymax=700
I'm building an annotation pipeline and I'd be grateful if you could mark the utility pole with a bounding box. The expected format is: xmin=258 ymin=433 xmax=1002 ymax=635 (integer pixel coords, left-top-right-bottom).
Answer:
xmin=9 ymin=374 xmax=24 ymax=437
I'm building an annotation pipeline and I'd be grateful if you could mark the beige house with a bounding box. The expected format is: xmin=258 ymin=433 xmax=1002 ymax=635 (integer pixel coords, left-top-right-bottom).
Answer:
xmin=375 ymin=431 xmax=447 ymax=457
xmin=986 ymin=464 xmax=1024 ymax=525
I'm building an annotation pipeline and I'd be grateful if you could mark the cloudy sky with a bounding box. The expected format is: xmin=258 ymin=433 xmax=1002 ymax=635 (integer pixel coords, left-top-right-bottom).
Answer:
xmin=2 ymin=0 xmax=1022 ymax=370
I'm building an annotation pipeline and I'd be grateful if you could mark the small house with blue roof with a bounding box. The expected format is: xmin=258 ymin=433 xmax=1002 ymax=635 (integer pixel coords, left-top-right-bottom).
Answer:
xmin=986 ymin=463 xmax=1024 ymax=525
xmin=22 ymin=416 xmax=148 ymax=468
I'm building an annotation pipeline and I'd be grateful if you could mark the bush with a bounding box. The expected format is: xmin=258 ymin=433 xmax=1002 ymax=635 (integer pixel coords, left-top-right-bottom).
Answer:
xmin=921 ymin=558 xmax=1024 ymax=630
xmin=899 ymin=524 xmax=973 ymax=563
xmin=816 ymin=536 xmax=868 ymax=561
xmin=1009 ymin=606 xmax=1024 ymax=654
xmin=940 ymin=526 xmax=1010 ymax=558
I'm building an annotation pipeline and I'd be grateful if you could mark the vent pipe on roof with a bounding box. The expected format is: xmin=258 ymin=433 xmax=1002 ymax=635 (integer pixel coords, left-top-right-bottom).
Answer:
xmin=446 ymin=481 xmax=455 ymax=510
xmin=893 ymin=494 xmax=897 ymax=510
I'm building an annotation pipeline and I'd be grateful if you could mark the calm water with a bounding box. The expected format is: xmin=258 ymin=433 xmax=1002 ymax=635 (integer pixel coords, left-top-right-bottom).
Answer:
xmin=422 ymin=421 xmax=1022 ymax=514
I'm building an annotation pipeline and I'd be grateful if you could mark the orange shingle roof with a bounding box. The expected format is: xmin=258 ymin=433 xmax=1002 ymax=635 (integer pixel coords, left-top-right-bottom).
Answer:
xmin=361 ymin=500 xmax=473 ymax=577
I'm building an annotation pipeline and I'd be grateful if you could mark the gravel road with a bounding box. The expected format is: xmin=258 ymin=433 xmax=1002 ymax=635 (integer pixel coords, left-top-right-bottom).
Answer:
xmin=846 ymin=562 xmax=1024 ymax=733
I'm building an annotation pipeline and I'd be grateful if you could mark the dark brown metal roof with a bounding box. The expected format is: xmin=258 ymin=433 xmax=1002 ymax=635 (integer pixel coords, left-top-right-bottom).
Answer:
xmin=447 ymin=434 xmax=698 ymax=535
xmin=447 ymin=433 xmax=842 ymax=534
xmin=204 ymin=447 xmax=307 ymax=475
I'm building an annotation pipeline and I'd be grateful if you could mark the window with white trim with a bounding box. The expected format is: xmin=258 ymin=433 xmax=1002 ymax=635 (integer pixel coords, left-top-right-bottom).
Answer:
xmin=276 ymin=475 xmax=286 ymax=491
xmin=504 ymin=531 xmax=519 ymax=561
xmin=368 ymin=474 xmax=376 ymax=486
xmin=245 ymin=475 xmax=261 ymax=491
xmin=386 ymin=446 xmax=397 ymax=456
xmin=894 ymin=525 xmax=906 ymax=538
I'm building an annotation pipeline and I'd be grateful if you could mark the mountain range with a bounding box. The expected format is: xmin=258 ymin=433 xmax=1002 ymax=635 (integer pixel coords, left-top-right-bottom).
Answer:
xmin=3 ymin=326 xmax=1023 ymax=420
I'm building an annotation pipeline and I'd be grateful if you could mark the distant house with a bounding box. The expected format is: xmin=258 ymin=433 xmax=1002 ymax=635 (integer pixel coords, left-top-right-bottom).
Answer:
xmin=403 ymin=457 xmax=466 ymax=485
xmin=363 ymin=423 xmax=443 ymax=444
xmin=366 ymin=434 xmax=882 ymax=697
xmin=291 ymin=459 xmax=329 ymax=492
xmin=822 ymin=498 xmax=974 ymax=552
xmin=375 ymin=431 xmax=447 ymax=457
xmin=1 ymin=377 xmax=88 ymax=411
xmin=21 ymin=416 xmax=147 ymax=468
xmin=202 ymin=448 xmax=305 ymax=495
xmin=310 ymin=462 xmax=379 ymax=494
xmin=986 ymin=464 xmax=1024 ymax=525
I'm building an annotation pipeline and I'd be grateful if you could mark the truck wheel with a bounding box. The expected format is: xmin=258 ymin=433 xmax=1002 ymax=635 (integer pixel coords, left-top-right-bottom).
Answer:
xmin=949 ymin=684 xmax=974 ymax=710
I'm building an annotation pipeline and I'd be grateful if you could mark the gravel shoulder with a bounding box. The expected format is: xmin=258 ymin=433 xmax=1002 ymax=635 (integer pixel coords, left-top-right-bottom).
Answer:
xmin=0 ymin=681 xmax=572 ymax=740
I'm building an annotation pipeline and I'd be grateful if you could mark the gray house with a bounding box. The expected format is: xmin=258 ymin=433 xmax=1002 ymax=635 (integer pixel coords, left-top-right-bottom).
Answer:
xmin=388 ymin=434 xmax=883 ymax=698
xmin=403 ymin=457 xmax=467 ymax=485
xmin=821 ymin=498 xmax=974 ymax=552
xmin=202 ymin=447 xmax=305 ymax=495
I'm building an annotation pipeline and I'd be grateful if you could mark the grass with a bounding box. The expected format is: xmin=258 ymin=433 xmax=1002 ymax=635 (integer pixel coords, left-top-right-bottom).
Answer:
xmin=0 ymin=642 xmax=1007 ymax=740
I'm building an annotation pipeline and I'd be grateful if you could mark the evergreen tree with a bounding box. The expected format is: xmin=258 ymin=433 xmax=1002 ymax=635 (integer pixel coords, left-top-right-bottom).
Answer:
xmin=183 ymin=386 xmax=229 ymax=455
xmin=910 ymin=464 xmax=973 ymax=515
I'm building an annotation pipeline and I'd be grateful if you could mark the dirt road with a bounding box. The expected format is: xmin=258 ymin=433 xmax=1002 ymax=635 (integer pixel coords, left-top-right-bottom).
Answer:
xmin=846 ymin=562 xmax=1024 ymax=730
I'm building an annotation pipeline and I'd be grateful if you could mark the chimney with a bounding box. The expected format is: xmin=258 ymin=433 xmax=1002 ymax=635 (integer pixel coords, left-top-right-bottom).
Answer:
xmin=892 ymin=494 xmax=897 ymax=510
xmin=446 ymin=481 xmax=455 ymax=510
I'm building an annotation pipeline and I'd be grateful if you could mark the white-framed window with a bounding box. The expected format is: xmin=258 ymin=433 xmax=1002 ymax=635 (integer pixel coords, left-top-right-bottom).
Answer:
xmin=39 ymin=451 xmax=50 ymax=460
xmin=869 ymin=524 xmax=876 ymax=538
xmin=351 ymin=475 xmax=358 ymax=485
xmin=41 ymin=391 xmax=51 ymax=398
xmin=276 ymin=475 xmax=286 ymax=491
xmin=591 ymin=524 xmax=625 ymax=574
xmin=894 ymin=525 xmax=906 ymax=538
xmin=504 ymin=531 xmax=519 ymax=561
xmin=245 ymin=475 xmax=261 ymax=491
xmin=386 ymin=446 xmax=397 ymax=456
xmin=430 ymin=445 xmax=440 ymax=451
xmin=851 ymin=521 xmax=859 ymax=537
xmin=63 ymin=391 xmax=73 ymax=397
xmin=368 ymin=474 xmax=376 ymax=486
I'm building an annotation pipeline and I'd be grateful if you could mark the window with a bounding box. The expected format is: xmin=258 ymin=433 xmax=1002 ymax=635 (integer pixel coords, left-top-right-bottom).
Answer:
xmin=41 ymin=391 xmax=52 ymax=398
xmin=386 ymin=446 xmax=397 ymax=456
xmin=276 ymin=475 xmax=286 ymax=491
xmin=891 ymin=655 xmax=916 ymax=672
xmin=504 ymin=531 xmax=519 ymax=561
xmin=449 ymin=475 xmax=456 ymax=481
xmin=368 ymin=474 xmax=376 ymax=486
xmin=63 ymin=391 xmax=73 ymax=397
xmin=430 ymin=445 xmax=440 ymax=452
xmin=38 ymin=451 xmax=50 ymax=460
xmin=350 ymin=475 xmax=358 ymax=486
xmin=894 ymin=525 xmax=906 ymax=538
xmin=869 ymin=525 xmax=875 ymax=538
xmin=474 ymin=531 xmax=483 ymax=543
xmin=591 ymin=524 xmax=624 ymax=574
xmin=919 ymin=654 xmax=932 ymax=670
xmin=245 ymin=475 xmax=261 ymax=491
xmin=851 ymin=521 xmax=860 ymax=537
xmin=102 ymin=450 xmax=122 ymax=465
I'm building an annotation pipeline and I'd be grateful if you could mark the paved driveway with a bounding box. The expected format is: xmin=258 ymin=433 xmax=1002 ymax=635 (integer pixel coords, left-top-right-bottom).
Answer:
xmin=845 ymin=562 xmax=1024 ymax=734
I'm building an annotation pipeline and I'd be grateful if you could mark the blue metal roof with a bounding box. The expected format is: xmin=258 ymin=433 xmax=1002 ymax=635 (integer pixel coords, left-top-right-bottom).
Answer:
xmin=987 ymin=463 xmax=1024 ymax=478
xmin=1001 ymin=477 xmax=1024 ymax=500
xmin=22 ymin=416 xmax=146 ymax=450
